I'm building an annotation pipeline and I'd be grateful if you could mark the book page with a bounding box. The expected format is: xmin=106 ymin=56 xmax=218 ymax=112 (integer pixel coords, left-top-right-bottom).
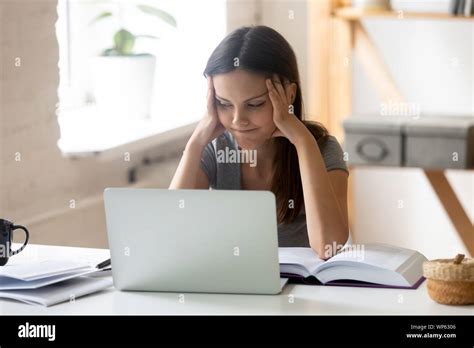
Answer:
xmin=278 ymin=247 xmax=325 ymax=274
xmin=322 ymin=243 xmax=417 ymax=271
xmin=0 ymin=268 xmax=99 ymax=290
xmin=0 ymin=260 xmax=92 ymax=281
xmin=0 ymin=276 xmax=113 ymax=306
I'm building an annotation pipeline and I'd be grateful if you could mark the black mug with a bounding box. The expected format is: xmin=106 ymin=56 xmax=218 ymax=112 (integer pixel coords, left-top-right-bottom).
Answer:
xmin=0 ymin=219 xmax=29 ymax=266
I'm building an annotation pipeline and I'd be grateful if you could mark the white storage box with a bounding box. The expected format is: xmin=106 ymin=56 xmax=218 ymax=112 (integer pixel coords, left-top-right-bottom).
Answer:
xmin=404 ymin=116 xmax=474 ymax=169
xmin=343 ymin=115 xmax=474 ymax=169
xmin=343 ymin=116 xmax=405 ymax=166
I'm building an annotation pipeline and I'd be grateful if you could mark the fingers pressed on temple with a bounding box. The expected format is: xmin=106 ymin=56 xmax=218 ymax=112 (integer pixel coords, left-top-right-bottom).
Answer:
xmin=266 ymin=80 xmax=281 ymax=110
xmin=270 ymin=74 xmax=284 ymax=99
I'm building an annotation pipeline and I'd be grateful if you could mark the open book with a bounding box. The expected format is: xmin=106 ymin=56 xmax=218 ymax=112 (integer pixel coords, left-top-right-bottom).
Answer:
xmin=279 ymin=243 xmax=427 ymax=289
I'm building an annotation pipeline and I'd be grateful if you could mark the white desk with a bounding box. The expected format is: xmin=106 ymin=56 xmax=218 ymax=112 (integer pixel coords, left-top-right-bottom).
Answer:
xmin=1 ymin=244 xmax=472 ymax=315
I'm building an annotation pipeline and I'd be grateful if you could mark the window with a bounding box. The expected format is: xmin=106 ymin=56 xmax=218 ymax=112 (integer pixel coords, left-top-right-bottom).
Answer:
xmin=55 ymin=0 xmax=227 ymax=156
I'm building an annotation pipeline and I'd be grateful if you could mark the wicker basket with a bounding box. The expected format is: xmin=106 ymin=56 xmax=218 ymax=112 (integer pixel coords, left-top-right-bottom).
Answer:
xmin=423 ymin=254 xmax=474 ymax=305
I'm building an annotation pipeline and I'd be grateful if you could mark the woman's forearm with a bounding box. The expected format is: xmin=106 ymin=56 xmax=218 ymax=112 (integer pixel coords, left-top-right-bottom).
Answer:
xmin=294 ymin=132 xmax=349 ymax=259
xmin=169 ymin=140 xmax=206 ymax=189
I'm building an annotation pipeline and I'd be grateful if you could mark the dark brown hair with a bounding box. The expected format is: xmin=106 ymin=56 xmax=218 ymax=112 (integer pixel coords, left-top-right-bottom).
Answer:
xmin=203 ymin=25 xmax=329 ymax=224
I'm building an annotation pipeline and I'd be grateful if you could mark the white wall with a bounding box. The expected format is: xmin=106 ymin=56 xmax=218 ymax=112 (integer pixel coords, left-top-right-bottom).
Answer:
xmin=352 ymin=18 xmax=474 ymax=259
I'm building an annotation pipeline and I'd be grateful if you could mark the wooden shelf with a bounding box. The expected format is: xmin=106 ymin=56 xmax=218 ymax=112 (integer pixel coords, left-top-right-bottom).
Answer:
xmin=334 ymin=7 xmax=474 ymax=21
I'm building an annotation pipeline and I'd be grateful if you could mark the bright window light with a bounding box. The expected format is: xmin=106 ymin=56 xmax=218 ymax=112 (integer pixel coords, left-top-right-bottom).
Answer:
xmin=55 ymin=0 xmax=227 ymax=155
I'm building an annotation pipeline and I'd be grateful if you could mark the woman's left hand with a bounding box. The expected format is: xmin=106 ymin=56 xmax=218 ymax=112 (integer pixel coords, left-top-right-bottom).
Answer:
xmin=266 ymin=74 xmax=311 ymax=147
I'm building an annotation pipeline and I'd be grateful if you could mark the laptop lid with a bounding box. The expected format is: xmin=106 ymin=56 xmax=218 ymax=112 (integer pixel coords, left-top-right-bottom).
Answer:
xmin=103 ymin=188 xmax=282 ymax=294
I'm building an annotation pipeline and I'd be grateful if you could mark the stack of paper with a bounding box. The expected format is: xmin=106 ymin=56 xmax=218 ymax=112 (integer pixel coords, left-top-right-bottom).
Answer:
xmin=0 ymin=260 xmax=113 ymax=306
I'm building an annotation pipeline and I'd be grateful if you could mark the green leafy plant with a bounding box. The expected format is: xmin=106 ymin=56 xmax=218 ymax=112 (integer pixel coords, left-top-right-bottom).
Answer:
xmin=90 ymin=4 xmax=177 ymax=56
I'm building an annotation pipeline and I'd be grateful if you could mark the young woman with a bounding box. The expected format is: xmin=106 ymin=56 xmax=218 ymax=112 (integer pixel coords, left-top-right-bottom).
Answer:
xmin=170 ymin=25 xmax=349 ymax=259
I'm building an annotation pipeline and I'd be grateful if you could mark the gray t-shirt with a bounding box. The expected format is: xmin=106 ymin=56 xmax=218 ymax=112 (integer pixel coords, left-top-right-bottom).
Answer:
xmin=200 ymin=131 xmax=348 ymax=247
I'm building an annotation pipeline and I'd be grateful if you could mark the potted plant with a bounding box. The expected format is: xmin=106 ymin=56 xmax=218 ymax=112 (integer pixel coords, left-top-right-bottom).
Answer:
xmin=89 ymin=4 xmax=177 ymax=120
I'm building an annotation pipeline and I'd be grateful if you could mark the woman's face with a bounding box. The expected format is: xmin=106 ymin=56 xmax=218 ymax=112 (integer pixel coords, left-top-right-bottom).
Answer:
xmin=212 ymin=69 xmax=276 ymax=149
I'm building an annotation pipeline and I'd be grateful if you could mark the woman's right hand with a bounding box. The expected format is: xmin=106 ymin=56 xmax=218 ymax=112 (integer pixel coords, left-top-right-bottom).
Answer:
xmin=189 ymin=76 xmax=226 ymax=148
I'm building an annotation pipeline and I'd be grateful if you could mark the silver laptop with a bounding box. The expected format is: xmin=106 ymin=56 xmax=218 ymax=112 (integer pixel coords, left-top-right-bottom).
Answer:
xmin=103 ymin=188 xmax=288 ymax=294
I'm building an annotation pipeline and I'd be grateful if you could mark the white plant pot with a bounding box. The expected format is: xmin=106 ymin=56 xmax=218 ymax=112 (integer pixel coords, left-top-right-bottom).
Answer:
xmin=352 ymin=0 xmax=391 ymax=10
xmin=91 ymin=55 xmax=156 ymax=120
xmin=390 ymin=0 xmax=453 ymax=13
